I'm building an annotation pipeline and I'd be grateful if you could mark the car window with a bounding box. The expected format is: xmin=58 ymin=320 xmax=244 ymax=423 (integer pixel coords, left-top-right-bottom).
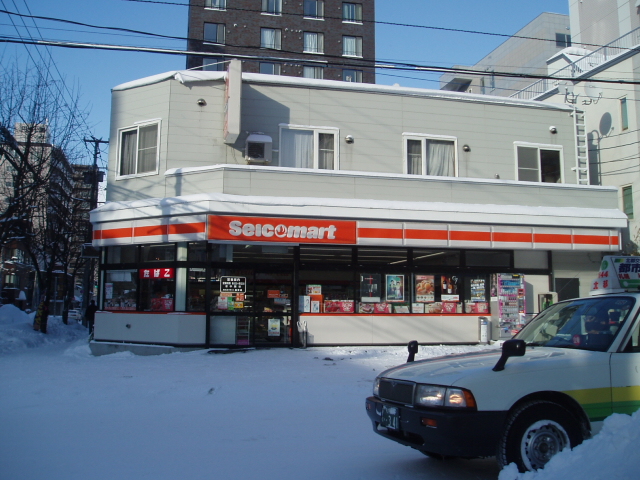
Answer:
xmin=516 ymin=296 xmax=635 ymax=352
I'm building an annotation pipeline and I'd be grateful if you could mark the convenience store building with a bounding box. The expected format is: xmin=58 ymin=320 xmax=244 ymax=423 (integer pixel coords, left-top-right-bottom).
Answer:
xmin=90 ymin=63 xmax=626 ymax=352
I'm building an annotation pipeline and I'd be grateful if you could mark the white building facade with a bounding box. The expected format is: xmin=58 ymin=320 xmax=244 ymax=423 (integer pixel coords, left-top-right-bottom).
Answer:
xmin=90 ymin=62 xmax=625 ymax=352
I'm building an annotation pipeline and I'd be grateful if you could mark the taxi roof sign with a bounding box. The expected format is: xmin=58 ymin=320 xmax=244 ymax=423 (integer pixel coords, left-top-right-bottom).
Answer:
xmin=590 ymin=256 xmax=640 ymax=296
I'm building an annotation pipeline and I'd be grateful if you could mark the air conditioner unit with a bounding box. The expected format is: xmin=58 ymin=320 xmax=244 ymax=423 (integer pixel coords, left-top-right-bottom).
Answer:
xmin=245 ymin=133 xmax=272 ymax=164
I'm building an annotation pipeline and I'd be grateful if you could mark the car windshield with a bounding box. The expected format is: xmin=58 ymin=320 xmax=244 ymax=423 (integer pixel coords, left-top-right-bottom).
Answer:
xmin=515 ymin=296 xmax=635 ymax=352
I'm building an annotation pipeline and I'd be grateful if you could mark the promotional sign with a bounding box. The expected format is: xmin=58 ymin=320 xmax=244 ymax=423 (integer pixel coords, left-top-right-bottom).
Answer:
xmin=220 ymin=276 xmax=246 ymax=293
xmin=139 ymin=268 xmax=174 ymax=279
xmin=268 ymin=318 xmax=281 ymax=336
xmin=360 ymin=274 xmax=381 ymax=303
xmin=209 ymin=215 xmax=357 ymax=244
xmin=386 ymin=275 xmax=404 ymax=302
xmin=415 ymin=275 xmax=434 ymax=303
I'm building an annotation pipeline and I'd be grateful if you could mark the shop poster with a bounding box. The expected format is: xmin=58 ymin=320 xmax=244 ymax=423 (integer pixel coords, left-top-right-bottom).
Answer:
xmin=386 ymin=275 xmax=404 ymax=302
xmin=415 ymin=275 xmax=435 ymax=302
xmin=268 ymin=318 xmax=281 ymax=336
xmin=360 ymin=274 xmax=381 ymax=302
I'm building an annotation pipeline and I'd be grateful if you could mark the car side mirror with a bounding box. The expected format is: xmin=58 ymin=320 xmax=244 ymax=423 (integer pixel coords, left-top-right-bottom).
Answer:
xmin=493 ymin=339 xmax=526 ymax=371
xmin=407 ymin=340 xmax=419 ymax=363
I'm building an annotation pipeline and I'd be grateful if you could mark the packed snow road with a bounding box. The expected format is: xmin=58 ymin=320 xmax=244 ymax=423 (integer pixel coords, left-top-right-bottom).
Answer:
xmin=0 ymin=324 xmax=500 ymax=479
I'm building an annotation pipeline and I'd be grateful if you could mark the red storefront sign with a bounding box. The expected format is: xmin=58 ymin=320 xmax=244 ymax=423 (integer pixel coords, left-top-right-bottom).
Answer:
xmin=208 ymin=215 xmax=357 ymax=244
xmin=139 ymin=268 xmax=175 ymax=279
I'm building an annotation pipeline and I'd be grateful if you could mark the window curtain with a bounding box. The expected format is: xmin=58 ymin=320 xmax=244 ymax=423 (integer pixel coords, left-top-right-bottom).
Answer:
xmin=120 ymin=130 xmax=137 ymax=176
xmin=406 ymin=139 xmax=422 ymax=175
xmin=281 ymin=129 xmax=313 ymax=168
xmin=425 ymin=140 xmax=454 ymax=176
xmin=304 ymin=32 xmax=316 ymax=52
xmin=261 ymin=29 xmax=280 ymax=49
xmin=262 ymin=0 xmax=281 ymax=14
xmin=318 ymin=133 xmax=334 ymax=169
xmin=343 ymin=36 xmax=357 ymax=56
xmin=343 ymin=3 xmax=355 ymax=21
xmin=137 ymin=124 xmax=158 ymax=173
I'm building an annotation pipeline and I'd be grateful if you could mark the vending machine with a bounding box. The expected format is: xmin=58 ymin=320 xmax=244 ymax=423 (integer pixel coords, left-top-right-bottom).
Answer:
xmin=497 ymin=274 xmax=526 ymax=335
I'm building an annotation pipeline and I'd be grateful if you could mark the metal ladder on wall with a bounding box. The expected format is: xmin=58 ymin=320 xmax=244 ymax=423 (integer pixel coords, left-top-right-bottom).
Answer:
xmin=571 ymin=108 xmax=590 ymax=185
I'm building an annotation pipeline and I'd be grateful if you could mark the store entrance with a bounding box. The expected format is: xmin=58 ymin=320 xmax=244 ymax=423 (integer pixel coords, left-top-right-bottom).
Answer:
xmin=208 ymin=267 xmax=294 ymax=347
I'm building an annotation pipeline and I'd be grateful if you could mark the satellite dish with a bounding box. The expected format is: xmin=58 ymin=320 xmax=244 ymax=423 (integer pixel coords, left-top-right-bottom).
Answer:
xmin=584 ymin=83 xmax=603 ymax=101
xmin=556 ymin=81 xmax=574 ymax=95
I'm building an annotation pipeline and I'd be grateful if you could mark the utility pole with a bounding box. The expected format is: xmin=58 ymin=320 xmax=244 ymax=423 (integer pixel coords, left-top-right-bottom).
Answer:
xmin=81 ymin=137 xmax=108 ymax=328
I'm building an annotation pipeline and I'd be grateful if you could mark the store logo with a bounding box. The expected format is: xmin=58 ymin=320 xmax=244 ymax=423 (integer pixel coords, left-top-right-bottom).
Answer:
xmin=228 ymin=220 xmax=337 ymax=240
xmin=208 ymin=215 xmax=356 ymax=244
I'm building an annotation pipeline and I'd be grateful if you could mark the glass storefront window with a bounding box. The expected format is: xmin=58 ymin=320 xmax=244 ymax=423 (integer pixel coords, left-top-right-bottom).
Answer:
xmin=413 ymin=249 xmax=461 ymax=267
xmin=300 ymin=246 xmax=353 ymax=264
xmin=142 ymin=243 xmax=176 ymax=262
xmin=188 ymin=242 xmax=207 ymax=262
xmin=466 ymin=250 xmax=511 ymax=267
xmin=140 ymin=277 xmax=175 ymax=311
xmin=187 ymin=268 xmax=206 ymax=311
xmin=104 ymin=269 xmax=137 ymax=310
xmin=211 ymin=244 xmax=295 ymax=263
xmin=210 ymin=269 xmax=254 ymax=313
xmin=357 ymin=247 xmax=409 ymax=266
xmin=106 ymin=246 xmax=137 ymax=264
xmin=300 ymin=270 xmax=355 ymax=313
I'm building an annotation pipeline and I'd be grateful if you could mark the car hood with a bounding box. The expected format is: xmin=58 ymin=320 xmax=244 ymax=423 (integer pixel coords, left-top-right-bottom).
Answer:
xmin=378 ymin=347 xmax=600 ymax=387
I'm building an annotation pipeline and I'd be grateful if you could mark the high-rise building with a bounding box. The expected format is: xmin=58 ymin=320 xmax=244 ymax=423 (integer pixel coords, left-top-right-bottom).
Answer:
xmin=186 ymin=0 xmax=375 ymax=83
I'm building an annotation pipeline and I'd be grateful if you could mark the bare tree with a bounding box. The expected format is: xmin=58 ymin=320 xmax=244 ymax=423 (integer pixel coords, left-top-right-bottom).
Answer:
xmin=0 ymin=61 xmax=91 ymax=333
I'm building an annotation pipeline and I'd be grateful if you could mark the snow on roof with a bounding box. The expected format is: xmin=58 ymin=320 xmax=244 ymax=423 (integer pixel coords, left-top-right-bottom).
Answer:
xmin=111 ymin=70 xmax=573 ymax=112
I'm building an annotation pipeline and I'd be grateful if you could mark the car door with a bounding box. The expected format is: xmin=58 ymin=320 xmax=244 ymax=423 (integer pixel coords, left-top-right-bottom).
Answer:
xmin=610 ymin=313 xmax=640 ymax=416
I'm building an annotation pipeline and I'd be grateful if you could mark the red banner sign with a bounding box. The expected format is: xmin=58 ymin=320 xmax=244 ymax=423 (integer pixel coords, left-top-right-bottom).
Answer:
xmin=139 ymin=268 xmax=175 ymax=279
xmin=208 ymin=215 xmax=357 ymax=244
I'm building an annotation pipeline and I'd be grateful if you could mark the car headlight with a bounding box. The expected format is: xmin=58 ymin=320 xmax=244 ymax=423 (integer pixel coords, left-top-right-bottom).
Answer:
xmin=373 ymin=378 xmax=380 ymax=397
xmin=415 ymin=384 xmax=476 ymax=408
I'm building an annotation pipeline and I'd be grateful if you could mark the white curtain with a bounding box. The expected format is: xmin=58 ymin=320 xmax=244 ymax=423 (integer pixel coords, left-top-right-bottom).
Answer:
xmin=406 ymin=139 xmax=422 ymax=174
xmin=137 ymin=124 xmax=158 ymax=173
xmin=261 ymin=29 xmax=276 ymax=49
xmin=281 ymin=129 xmax=313 ymax=168
xmin=343 ymin=36 xmax=356 ymax=56
xmin=304 ymin=32 xmax=317 ymax=52
xmin=426 ymin=140 xmax=454 ymax=176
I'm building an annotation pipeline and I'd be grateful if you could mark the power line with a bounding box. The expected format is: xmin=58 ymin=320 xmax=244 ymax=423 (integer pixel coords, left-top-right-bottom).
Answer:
xmin=3 ymin=34 xmax=640 ymax=87
xmin=123 ymin=0 xmax=610 ymax=51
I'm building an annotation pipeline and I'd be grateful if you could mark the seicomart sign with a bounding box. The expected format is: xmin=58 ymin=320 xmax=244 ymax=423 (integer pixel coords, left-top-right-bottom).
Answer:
xmin=208 ymin=215 xmax=357 ymax=244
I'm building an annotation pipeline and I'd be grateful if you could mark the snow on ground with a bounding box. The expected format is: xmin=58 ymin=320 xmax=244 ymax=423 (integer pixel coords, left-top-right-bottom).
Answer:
xmin=0 ymin=304 xmax=638 ymax=480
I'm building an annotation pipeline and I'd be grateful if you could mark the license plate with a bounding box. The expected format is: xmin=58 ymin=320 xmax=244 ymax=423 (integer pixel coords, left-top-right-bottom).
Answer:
xmin=380 ymin=405 xmax=400 ymax=430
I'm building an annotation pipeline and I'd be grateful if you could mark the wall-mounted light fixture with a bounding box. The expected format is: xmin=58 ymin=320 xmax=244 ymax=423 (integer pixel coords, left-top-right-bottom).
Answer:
xmin=197 ymin=98 xmax=207 ymax=106
xmin=549 ymin=126 xmax=557 ymax=134
xmin=345 ymin=135 xmax=354 ymax=144
xmin=463 ymin=144 xmax=471 ymax=152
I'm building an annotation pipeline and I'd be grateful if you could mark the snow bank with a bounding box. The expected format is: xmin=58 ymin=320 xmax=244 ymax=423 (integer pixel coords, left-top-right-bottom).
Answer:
xmin=498 ymin=410 xmax=640 ymax=480
xmin=0 ymin=305 xmax=88 ymax=354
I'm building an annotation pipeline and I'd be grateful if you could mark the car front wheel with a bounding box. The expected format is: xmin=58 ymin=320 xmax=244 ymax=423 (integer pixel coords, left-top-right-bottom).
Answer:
xmin=497 ymin=400 xmax=584 ymax=472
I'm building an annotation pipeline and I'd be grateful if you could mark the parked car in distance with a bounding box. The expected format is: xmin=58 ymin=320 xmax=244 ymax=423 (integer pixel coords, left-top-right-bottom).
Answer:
xmin=67 ymin=309 xmax=82 ymax=323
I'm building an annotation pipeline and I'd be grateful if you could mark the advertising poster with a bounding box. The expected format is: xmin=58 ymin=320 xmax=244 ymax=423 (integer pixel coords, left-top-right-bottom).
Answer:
xmin=268 ymin=318 xmax=281 ymax=336
xmin=415 ymin=275 xmax=435 ymax=303
xmin=360 ymin=274 xmax=381 ymax=302
xmin=386 ymin=275 xmax=404 ymax=302
xmin=470 ymin=278 xmax=486 ymax=302
xmin=105 ymin=283 xmax=113 ymax=300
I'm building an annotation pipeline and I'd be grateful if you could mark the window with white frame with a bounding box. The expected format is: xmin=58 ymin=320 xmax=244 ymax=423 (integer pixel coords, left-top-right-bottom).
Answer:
xmin=204 ymin=23 xmax=225 ymax=44
xmin=203 ymin=57 xmax=226 ymax=71
xmin=304 ymin=32 xmax=324 ymax=53
xmin=205 ymin=0 xmax=226 ymax=10
xmin=342 ymin=36 xmax=362 ymax=57
xmin=404 ymin=134 xmax=456 ymax=177
xmin=621 ymin=97 xmax=629 ymax=130
xmin=261 ymin=28 xmax=282 ymax=50
xmin=516 ymin=144 xmax=563 ymax=183
xmin=342 ymin=69 xmax=362 ymax=82
xmin=280 ymin=125 xmax=338 ymax=170
xmin=342 ymin=2 xmax=362 ymax=22
xmin=304 ymin=0 xmax=324 ymax=19
xmin=262 ymin=0 xmax=282 ymax=15
xmin=303 ymin=66 xmax=324 ymax=79
xmin=118 ymin=122 xmax=160 ymax=177
xmin=260 ymin=62 xmax=281 ymax=75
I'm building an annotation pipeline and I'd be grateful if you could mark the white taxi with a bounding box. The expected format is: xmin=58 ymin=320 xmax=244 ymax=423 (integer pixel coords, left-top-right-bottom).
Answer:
xmin=365 ymin=256 xmax=640 ymax=472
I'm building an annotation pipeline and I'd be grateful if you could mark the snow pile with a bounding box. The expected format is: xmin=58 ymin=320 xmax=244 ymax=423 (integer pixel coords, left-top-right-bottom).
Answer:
xmin=0 ymin=304 xmax=88 ymax=354
xmin=499 ymin=410 xmax=640 ymax=480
